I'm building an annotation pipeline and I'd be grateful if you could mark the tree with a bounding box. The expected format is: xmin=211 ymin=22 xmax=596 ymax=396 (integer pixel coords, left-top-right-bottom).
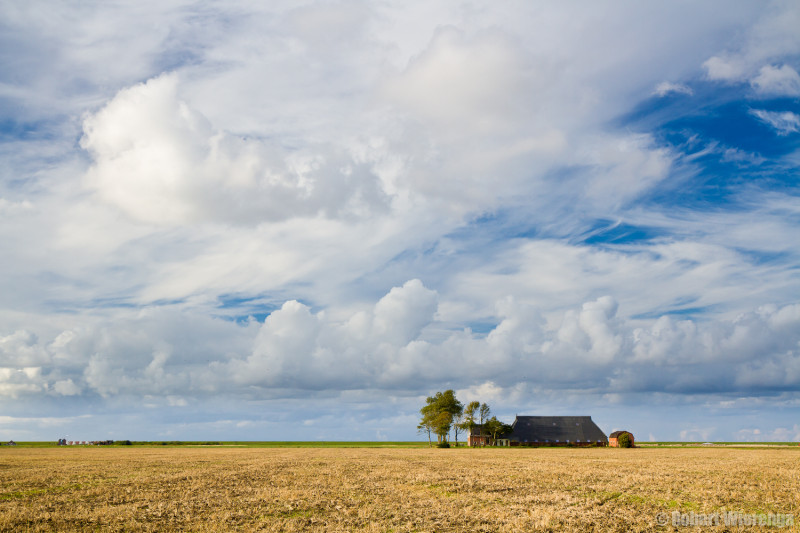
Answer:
xmin=617 ymin=432 xmax=633 ymax=448
xmin=417 ymin=416 xmax=434 ymax=447
xmin=484 ymin=416 xmax=513 ymax=444
xmin=479 ymin=403 xmax=491 ymax=427
xmin=477 ymin=403 xmax=491 ymax=443
xmin=461 ymin=401 xmax=479 ymax=433
xmin=433 ymin=411 xmax=453 ymax=444
xmin=419 ymin=390 xmax=463 ymax=445
xmin=418 ymin=398 xmax=438 ymax=447
xmin=459 ymin=400 xmax=481 ymax=446
xmin=434 ymin=390 xmax=463 ymax=444
xmin=452 ymin=409 xmax=464 ymax=446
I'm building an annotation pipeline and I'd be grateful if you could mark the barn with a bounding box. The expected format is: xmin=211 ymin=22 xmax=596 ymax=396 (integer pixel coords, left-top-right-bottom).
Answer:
xmin=609 ymin=430 xmax=634 ymax=447
xmin=505 ymin=416 xmax=608 ymax=446
xmin=467 ymin=416 xmax=609 ymax=446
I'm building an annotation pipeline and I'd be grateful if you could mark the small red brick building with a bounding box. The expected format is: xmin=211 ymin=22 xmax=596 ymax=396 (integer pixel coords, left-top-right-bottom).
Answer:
xmin=467 ymin=430 xmax=492 ymax=447
xmin=609 ymin=430 xmax=634 ymax=447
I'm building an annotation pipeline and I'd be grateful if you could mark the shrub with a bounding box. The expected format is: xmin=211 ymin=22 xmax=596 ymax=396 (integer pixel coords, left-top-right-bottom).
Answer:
xmin=436 ymin=442 xmax=450 ymax=448
xmin=617 ymin=433 xmax=633 ymax=448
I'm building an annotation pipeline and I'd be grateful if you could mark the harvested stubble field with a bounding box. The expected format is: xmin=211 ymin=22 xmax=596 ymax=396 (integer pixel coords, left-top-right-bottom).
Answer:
xmin=1 ymin=446 xmax=798 ymax=532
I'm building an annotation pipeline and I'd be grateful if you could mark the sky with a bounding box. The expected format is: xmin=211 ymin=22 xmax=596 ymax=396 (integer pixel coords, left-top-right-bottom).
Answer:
xmin=1 ymin=1 xmax=799 ymax=443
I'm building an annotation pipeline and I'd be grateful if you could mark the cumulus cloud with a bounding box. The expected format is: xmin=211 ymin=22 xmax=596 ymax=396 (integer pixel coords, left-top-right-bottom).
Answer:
xmin=0 ymin=330 xmax=49 ymax=366
xmin=52 ymin=379 xmax=81 ymax=396
xmin=703 ymin=56 xmax=745 ymax=81
xmin=1 ymin=282 xmax=797 ymax=405
xmin=0 ymin=367 xmax=43 ymax=398
xmin=737 ymin=425 xmax=800 ymax=442
xmin=227 ymin=279 xmax=438 ymax=389
xmin=751 ymin=64 xmax=800 ymax=95
xmin=82 ymin=74 xmax=390 ymax=225
xmin=456 ymin=381 xmax=505 ymax=405
xmin=373 ymin=279 xmax=438 ymax=346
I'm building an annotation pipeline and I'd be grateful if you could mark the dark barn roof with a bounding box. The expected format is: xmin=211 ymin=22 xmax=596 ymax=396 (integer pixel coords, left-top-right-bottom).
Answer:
xmin=506 ymin=416 xmax=608 ymax=444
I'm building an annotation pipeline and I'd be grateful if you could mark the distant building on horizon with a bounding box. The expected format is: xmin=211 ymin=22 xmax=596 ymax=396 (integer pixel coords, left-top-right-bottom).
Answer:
xmin=609 ymin=430 xmax=635 ymax=447
xmin=469 ymin=415 xmax=609 ymax=447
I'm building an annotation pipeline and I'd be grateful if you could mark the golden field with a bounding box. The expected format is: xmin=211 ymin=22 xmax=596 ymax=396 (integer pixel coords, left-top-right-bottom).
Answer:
xmin=1 ymin=446 xmax=798 ymax=532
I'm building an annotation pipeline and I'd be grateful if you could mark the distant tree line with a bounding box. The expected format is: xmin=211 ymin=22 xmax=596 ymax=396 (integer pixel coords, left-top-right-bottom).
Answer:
xmin=418 ymin=390 xmax=512 ymax=447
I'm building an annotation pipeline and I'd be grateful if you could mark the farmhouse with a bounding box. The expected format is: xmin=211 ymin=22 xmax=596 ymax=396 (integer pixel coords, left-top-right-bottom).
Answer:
xmin=505 ymin=416 xmax=608 ymax=446
xmin=467 ymin=428 xmax=492 ymax=447
xmin=468 ymin=416 xmax=608 ymax=446
xmin=609 ymin=430 xmax=634 ymax=447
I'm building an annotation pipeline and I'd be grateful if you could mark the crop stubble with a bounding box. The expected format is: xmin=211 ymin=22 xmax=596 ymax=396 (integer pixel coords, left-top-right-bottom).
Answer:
xmin=0 ymin=446 xmax=797 ymax=532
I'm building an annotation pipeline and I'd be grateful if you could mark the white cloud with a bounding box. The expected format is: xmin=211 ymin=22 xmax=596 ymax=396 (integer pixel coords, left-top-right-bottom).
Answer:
xmin=373 ymin=279 xmax=438 ymax=346
xmin=456 ymin=381 xmax=505 ymax=405
xmin=52 ymin=379 xmax=81 ymax=396
xmin=679 ymin=427 xmax=716 ymax=442
xmin=721 ymin=147 xmax=765 ymax=165
xmin=751 ymin=64 xmax=800 ymax=95
xmin=81 ymin=74 xmax=390 ymax=226
xmin=0 ymin=284 xmax=797 ymax=403
xmin=701 ymin=3 xmax=800 ymax=84
xmin=0 ymin=198 xmax=33 ymax=213
xmin=653 ymin=81 xmax=693 ymax=97
xmin=382 ymin=27 xmax=531 ymax=136
xmin=750 ymin=109 xmax=800 ymax=135
xmin=737 ymin=425 xmax=800 ymax=442
xmin=703 ymin=56 xmax=745 ymax=81
xmin=579 ymin=134 xmax=673 ymax=210
xmin=0 ymin=330 xmax=48 ymax=366
xmin=227 ymin=279 xmax=438 ymax=389
xmin=577 ymin=296 xmax=622 ymax=363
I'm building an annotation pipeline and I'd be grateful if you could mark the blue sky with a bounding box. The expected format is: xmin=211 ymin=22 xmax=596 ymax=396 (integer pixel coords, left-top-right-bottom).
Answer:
xmin=1 ymin=1 xmax=799 ymax=442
